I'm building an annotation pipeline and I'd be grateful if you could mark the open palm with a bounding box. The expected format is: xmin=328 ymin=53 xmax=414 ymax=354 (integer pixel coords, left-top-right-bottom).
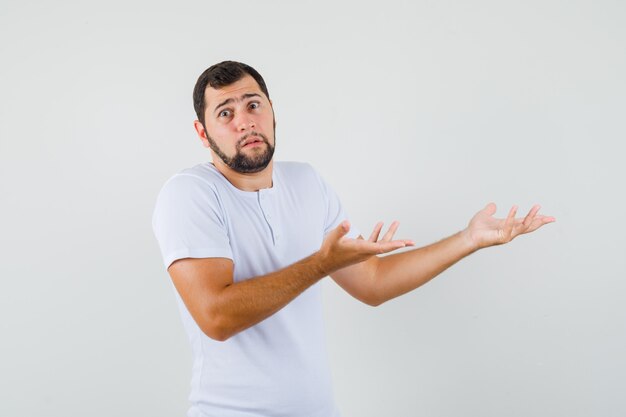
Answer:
xmin=466 ymin=202 xmax=556 ymax=249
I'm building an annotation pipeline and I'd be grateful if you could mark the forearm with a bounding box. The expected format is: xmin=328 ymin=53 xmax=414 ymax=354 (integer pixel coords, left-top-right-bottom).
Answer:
xmin=210 ymin=252 xmax=328 ymax=340
xmin=371 ymin=229 xmax=478 ymax=305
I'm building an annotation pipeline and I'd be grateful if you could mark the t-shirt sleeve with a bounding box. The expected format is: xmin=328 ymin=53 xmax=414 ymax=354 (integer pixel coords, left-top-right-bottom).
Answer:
xmin=311 ymin=167 xmax=361 ymax=240
xmin=152 ymin=174 xmax=233 ymax=270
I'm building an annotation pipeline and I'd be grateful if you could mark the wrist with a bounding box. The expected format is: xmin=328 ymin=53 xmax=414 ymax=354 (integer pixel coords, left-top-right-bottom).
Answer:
xmin=310 ymin=250 xmax=333 ymax=277
xmin=459 ymin=228 xmax=481 ymax=253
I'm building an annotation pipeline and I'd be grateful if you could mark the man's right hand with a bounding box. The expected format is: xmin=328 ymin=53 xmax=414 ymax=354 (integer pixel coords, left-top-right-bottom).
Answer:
xmin=317 ymin=221 xmax=415 ymax=275
xmin=169 ymin=221 xmax=413 ymax=341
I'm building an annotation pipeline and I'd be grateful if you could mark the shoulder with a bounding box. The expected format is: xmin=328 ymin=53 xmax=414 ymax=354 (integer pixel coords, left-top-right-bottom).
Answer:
xmin=152 ymin=163 xmax=228 ymax=229
xmin=275 ymin=161 xmax=323 ymax=185
xmin=157 ymin=163 xmax=222 ymax=199
xmin=153 ymin=163 xmax=229 ymax=219
xmin=172 ymin=162 xmax=224 ymax=188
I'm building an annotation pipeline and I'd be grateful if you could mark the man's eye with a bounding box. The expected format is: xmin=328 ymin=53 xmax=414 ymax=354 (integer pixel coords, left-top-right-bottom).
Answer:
xmin=219 ymin=110 xmax=231 ymax=117
xmin=249 ymin=102 xmax=259 ymax=109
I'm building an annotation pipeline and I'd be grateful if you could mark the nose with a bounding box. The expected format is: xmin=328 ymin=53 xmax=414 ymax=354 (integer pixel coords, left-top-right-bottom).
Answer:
xmin=236 ymin=115 xmax=255 ymax=132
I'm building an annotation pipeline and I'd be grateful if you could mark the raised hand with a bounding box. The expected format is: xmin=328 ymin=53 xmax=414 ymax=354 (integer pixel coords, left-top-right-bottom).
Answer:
xmin=318 ymin=221 xmax=415 ymax=274
xmin=465 ymin=202 xmax=556 ymax=250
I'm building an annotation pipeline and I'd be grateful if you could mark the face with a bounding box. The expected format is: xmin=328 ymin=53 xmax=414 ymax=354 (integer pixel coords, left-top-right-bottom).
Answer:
xmin=195 ymin=75 xmax=276 ymax=174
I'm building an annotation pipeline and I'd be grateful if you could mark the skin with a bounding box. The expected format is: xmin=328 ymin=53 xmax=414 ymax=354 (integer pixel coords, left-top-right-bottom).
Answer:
xmin=193 ymin=75 xmax=276 ymax=191
xmin=173 ymin=74 xmax=557 ymax=341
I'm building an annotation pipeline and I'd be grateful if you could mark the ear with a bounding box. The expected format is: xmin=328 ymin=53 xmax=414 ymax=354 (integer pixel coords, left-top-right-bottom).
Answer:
xmin=193 ymin=120 xmax=211 ymax=148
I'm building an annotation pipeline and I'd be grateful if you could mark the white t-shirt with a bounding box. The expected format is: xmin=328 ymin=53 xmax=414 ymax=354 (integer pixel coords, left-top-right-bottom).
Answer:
xmin=152 ymin=161 xmax=359 ymax=417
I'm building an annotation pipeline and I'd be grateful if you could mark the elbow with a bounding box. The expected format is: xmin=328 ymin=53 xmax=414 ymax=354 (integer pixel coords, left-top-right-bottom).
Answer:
xmin=366 ymin=295 xmax=384 ymax=307
xmin=361 ymin=291 xmax=384 ymax=307
xmin=199 ymin=321 xmax=228 ymax=341
xmin=200 ymin=311 xmax=234 ymax=342
xmin=203 ymin=327 xmax=230 ymax=342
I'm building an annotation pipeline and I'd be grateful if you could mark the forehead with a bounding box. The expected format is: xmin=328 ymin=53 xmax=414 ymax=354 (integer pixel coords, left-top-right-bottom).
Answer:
xmin=204 ymin=75 xmax=264 ymax=109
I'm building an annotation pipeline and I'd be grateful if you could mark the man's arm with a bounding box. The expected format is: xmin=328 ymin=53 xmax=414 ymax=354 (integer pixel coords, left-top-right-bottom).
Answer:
xmin=168 ymin=221 xmax=411 ymax=341
xmin=331 ymin=203 xmax=556 ymax=306
xmin=331 ymin=229 xmax=475 ymax=306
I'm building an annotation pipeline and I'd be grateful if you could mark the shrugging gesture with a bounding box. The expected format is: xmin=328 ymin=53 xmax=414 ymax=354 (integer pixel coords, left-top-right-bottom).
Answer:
xmin=328 ymin=202 xmax=556 ymax=306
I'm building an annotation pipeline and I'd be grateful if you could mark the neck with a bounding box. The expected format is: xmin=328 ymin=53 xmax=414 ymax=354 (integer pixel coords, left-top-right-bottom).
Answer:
xmin=212 ymin=158 xmax=274 ymax=192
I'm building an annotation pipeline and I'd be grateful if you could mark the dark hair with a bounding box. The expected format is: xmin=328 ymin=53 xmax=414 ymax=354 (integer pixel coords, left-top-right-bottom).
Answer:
xmin=193 ymin=61 xmax=270 ymax=125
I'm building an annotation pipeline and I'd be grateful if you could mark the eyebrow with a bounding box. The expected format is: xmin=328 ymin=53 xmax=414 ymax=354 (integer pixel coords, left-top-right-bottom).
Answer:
xmin=213 ymin=93 xmax=262 ymax=114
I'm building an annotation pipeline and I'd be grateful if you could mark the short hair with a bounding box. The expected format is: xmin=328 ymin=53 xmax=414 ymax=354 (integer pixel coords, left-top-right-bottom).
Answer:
xmin=193 ymin=61 xmax=270 ymax=125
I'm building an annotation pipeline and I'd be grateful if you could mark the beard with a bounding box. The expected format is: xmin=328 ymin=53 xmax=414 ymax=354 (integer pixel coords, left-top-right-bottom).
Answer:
xmin=204 ymin=127 xmax=275 ymax=174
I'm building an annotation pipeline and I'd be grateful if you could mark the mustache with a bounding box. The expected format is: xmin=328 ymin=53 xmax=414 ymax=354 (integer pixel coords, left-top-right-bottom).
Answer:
xmin=237 ymin=131 xmax=270 ymax=147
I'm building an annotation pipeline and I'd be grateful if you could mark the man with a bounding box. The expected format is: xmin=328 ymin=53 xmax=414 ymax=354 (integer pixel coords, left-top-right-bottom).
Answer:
xmin=152 ymin=60 xmax=555 ymax=417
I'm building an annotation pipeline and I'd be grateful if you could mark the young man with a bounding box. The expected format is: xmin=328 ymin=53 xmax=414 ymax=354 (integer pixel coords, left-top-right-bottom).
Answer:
xmin=152 ymin=61 xmax=555 ymax=417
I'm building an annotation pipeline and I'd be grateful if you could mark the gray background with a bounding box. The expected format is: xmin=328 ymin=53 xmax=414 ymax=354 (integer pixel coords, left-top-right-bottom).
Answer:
xmin=1 ymin=0 xmax=624 ymax=416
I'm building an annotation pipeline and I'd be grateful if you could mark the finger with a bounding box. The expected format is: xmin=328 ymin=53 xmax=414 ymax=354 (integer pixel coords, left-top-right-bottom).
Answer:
xmin=375 ymin=240 xmax=407 ymax=254
xmin=368 ymin=221 xmax=384 ymax=242
xmin=525 ymin=215 xmax=556 ymax=233
xmin=499 ymin=205 xmax=516 ymax=240
xmin=484 ymin=202 xmax=497 ymax=216
xmin=381 ymin=221 xmax=400 ymax=242
xmin=356 ymin=237 xmax=413 ymax=255
xmin=331 ymin=220 xmax=351 ymax=241
xmin=522 ymin=204 xmax=541 ymax=228
xmin=514 ymin=215 xmax=553 ymax=226
xmin=505 ymin=205 xmax=517 ymax=229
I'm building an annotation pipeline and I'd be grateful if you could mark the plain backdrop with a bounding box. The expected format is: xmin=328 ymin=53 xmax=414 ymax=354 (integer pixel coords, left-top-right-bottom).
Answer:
xmin=1 ymin=1 xmax=625 ymax=416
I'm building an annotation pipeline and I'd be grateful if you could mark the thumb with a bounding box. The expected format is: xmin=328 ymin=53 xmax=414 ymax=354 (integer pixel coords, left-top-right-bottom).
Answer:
xmin=331 ymin=220 xmax=351 ymax=240
xmin=484 ymin=202 xmax=497 ymax=216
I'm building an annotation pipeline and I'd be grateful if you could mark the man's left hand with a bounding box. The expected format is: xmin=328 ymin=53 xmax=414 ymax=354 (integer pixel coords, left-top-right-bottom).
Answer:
xmin=463 ymin=202 xmax=556 ymax=250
